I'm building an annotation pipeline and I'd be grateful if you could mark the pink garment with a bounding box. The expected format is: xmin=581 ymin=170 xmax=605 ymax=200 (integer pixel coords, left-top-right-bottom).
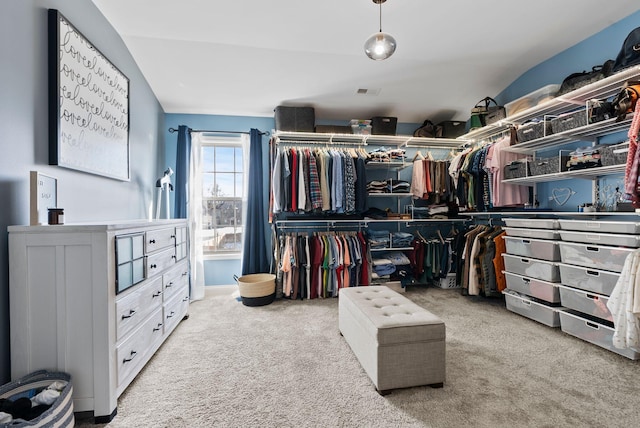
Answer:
xmin=487 ymin=136 xmax=529 ymax=207
xmin=624 ymin=101 xmax=640 ymax=198
xmin=410 ymin=158 xmax=425 ymax=198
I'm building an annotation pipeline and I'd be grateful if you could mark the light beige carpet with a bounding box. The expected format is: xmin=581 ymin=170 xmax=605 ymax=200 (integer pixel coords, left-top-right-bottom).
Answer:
xmin=78 ymin=286 xmax=640 ymax=428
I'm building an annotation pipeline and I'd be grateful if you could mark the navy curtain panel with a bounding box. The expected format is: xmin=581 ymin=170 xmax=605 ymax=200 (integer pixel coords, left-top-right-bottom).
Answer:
xmin=242 ymin=128 xmax=270 ymax=275
xmin=174 ymin=125 xmax=191 ymax=218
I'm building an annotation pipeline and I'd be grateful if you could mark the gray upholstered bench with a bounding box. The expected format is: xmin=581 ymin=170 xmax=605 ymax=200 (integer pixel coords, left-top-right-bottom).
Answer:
xmin=339 ymin=285 xmax=446 ymax=394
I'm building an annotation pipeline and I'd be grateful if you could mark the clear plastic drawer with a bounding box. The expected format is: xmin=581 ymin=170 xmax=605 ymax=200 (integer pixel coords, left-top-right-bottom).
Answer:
xmin=504 ymin=271 xmax=561 ymax=303
xmin=558 ymin=242 xmax=634 ymax=273
xmin=504 ymin=218 xmax=559 ymax=229
xmin=502 ymin=254 xmax=560 ymax=282
xmin=558 ymin=263 xmax=620 ymax=296
xmin=557 ymin=285 xmax=612 ymax=322
xmin=558 ymin=219 xmax=640 ymax=234
xmin=559 ymin=310 xmax=640 ymax=360
xmin=503 ymin=290 xmax=561 ymax=327
xmin=504 ymin=236 xmax=560 ymax=261
xmin=504 ymin=227 xmax=560 ymax=240
xmin=559 ymin=230 xmax=640 ymax=248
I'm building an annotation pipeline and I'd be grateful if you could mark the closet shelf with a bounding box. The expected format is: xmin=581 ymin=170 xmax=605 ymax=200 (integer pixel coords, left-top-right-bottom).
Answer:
xmin=503 ymin=117 xmax=632 ymax=154
xmin=460 ymin=211 xmax=640 ymax=217
xmin=460 ymin=64 xmax=640 ymax=142
xmin=368 ymin=193 xmax=412 ymax=197
xmin=371 ymin=247 xmax=414 ymax=252
xmin=366 ymin=161 xmax=411 ymax=170
xmin=502 ymin=164 xmax=625 ymax=184
xmin=273 ymin=131 xmax=468 ymax=149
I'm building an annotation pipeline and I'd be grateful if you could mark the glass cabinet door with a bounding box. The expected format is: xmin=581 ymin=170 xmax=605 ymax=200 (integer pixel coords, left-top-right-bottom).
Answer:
xmin=116 ymin=233 xmax=146 ymax=294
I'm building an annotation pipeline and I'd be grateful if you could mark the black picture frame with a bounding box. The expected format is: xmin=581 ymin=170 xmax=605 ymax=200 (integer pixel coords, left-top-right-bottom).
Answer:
xmin=48 ymin=9 xmax=130 ymax=181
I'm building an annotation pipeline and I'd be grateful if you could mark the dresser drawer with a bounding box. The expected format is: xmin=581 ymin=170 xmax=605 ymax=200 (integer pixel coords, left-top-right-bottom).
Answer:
xmin=146 ymin=247 xmax=176 ymax=278
xmin=163 ymin=260 xmax=189 ymax=301
xmin=145 ymin=227 xmax=176 ymax=253
xmin=115 ymin=289 xmax=142 ymax=341
xmin=116 ymin=308 xmax=163 ymax=387
xmin=136 ymin=276 xmax=164 ymax=320
xmin=164 ymin=285 xmax=189 ymax=334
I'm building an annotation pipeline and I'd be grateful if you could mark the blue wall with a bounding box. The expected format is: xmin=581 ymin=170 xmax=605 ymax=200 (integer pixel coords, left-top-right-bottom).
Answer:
xmin=0 ymin=0 xmax=165 ymax=384
xmin=496 ymin=10 xmax=640 ymax=211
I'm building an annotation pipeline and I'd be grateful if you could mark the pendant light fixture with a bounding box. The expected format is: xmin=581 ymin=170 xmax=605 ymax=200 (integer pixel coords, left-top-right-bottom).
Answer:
xmin=364 ymin=0 xmax=396 ymax=61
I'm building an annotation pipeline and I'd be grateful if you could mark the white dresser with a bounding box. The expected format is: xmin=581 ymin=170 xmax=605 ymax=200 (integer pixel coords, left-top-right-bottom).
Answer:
xmin=8 ymin=220 xmax=190 ymax=422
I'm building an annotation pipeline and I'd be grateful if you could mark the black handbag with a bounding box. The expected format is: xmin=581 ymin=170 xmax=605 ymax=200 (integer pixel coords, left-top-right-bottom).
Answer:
xmin=471 ymin=97 xmax=505 ymax=126
xmin=556 ymin=60 xmax=614 ymax=96
xmin=613 ymin=27 xmax=640 ymax=73
xmin=413 ymin=119 xmax=436 ymax=138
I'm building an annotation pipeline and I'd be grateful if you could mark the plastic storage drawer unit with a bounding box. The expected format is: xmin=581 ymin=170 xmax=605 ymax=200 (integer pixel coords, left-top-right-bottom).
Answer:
xmin=504 ymin=236 xmax=560 ymax=261
xmin=557 ymin=285 xmax=612 ymax=322
xmin=504 ymin=218 xmax=559 ymax=230
xmin=558 ymin=242 xmax=634 ymax=273
xmin=503 ymin=290 xmax=562 ymax=327
xmin=559 ymin=310 xmax=640 ymax=360
xmin=502 ymin=254 xmax=560 ymax=282
xmin=558 ymin=219 xmax=640 ymax=234
xmin=504 ymin=227 xmax=560 ymax=240
xmin=504 ymin=271 xmax=561 ymax=303
xmin=559 ymin=230 xmax=640 ymax=248
xmin=558 ymin=263 xmax=620 ymax=296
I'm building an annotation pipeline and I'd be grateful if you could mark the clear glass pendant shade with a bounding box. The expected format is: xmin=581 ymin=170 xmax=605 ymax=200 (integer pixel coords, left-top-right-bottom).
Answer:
xmin=364 ymin=32 xmax=396 ymax=60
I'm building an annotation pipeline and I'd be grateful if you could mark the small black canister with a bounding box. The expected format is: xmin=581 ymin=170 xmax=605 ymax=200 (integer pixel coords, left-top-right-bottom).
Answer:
xmin=48 ymin=208 xmax=64 ymax=225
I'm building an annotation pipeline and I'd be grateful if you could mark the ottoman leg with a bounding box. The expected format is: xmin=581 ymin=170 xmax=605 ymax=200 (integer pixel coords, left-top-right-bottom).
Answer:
xmin=377 ymin=388 xmax=392 ymax=396
xmin=429 ymin=382 xmax=444 ymax=388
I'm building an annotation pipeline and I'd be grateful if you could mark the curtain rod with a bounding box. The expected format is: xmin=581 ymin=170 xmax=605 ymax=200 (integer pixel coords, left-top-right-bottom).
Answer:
xmin=168 ymin=127 xmax=269 ymax=136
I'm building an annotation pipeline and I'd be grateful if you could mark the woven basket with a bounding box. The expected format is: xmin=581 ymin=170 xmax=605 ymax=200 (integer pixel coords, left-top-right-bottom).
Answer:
xmin=234 ymin=273 xmax=276 ymax=306
xmin=0 ymin=370 xmax=74 ymax=427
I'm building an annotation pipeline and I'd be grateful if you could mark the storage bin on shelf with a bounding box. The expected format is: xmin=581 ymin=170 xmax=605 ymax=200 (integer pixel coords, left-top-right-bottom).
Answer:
xmin=557 ymin=284 xmax=612 ymax=322
xmin=504 ymin=159 xmax=530 ymax=179
xmin=274 ymin=106 xmax=315 ymax=132
xmin=505 ymin=84 xmax=561 ymax=117
xmin=529 ymin=154 xmax=569 ymax=176
xmin=502 ymin=254 xmax=560 ymax=282
xmin=350 ymin=119 xmax=372 ymax=135
xmin=550 ymin=109 xmax=588 ymax=133
xmin=558 ymin=263 xmax=620 ymax=296
xmin=370 ymin=116 xmax=397 ymax=135
xmin=504 ymin=236 xmax=560 ymax=261
xmin=516 ymin=119 xmax=554 ymax=142
xmin=600 ymin=141 xmax=629 ymax=166
xmin=504 ymin=271 xmax=561 ymax=303
xmin=558 ymin=310 xmax=640 ymax=360
xmin=503 ymin=290 xmax=562 ymax=327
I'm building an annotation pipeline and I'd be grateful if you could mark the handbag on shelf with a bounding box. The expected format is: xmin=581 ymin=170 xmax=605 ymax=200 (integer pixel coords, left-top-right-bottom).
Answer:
xmin=413 ymin=119 xmax=436 ymax=138
xmin=611 ymin=81 xmax=640 ymax=121
xmin=612 ymin=26 xmax=640 ymax=73
xmin=471 ymin=97 xmax=506 ymax=126
xmin=556 ymin=60 xmax=615 ymax=96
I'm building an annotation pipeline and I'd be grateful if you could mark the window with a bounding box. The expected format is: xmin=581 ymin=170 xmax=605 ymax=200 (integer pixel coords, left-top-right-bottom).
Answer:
xmin=201 ymin=138 xmax=245 ymax=255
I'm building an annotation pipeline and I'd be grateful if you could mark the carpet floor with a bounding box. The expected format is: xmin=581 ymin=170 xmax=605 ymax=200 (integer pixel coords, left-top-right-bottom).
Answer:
xmin=78 ymin=285 xmax=640 ymax=428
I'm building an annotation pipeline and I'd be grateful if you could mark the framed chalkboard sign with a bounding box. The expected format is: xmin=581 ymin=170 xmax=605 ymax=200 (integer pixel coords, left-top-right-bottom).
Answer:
xmin=48 ymin=9 xmax=130 ymax=181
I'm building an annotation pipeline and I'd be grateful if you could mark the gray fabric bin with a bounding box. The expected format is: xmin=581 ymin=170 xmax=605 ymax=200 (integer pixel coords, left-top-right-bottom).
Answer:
xmin=530 ymin=155 xmax=569 ymax=176
xmin=516 ymin=121 xmax=553 ymax=142
xmin=504 ymin=160 xmax=529 ymax=179
xmin=551 ymin=109 xmax=588 ymax=133
xmin=600 ymin=142 xmax=629 ymax=166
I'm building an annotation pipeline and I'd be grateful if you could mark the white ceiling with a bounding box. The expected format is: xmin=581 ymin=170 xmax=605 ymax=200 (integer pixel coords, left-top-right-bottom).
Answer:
xmin=91 ymin=0 xmax=640 ymax=124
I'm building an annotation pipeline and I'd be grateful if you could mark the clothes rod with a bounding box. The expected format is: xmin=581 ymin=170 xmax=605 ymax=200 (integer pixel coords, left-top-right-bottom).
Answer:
xmin=168 ymin=127 xmax=269 ymax=136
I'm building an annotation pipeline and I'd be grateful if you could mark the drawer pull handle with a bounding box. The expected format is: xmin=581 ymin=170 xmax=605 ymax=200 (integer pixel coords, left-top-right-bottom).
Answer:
xmin=585 ymin=270 xmax=600 ymax=277
xmin=182 ymin=272 xmax=188 ymax=276
xmin=121 ymin=309 xmax=136 ymax=320
xmin=586 ymin=293 xmax=598 ymax=300
xmin=153 ymin=323 xmax=163 ymax=332
xmin=149 ymin=239 xmax=156 ymax=244
xmin=150 ymin=264 xmax=157 ymax=269
xmin=522 ymin=278 xmax=530 ymax=284
xmin=123 ymin=350 xmax=137 ymax=363
xmin=520 ymin=258 xmax=530 ymax=264
xmin=172 ymin=255 xmax=177 ymax=259
xmin=586 ymin=246 xmax=599 ymax=252
xmin=166 ymin=282 xmax=173 ymax=288
xmin=171 ymin=235 xmax=176 ymax=239
xmin=522 ymin=239 xmax=530 ymax=244
xmin=585 ymin=321 xmax=600 ymax=330
xmin=167 ymin=311 xmax=175 ymax=319
xmin=183 ymin=296 xmax=189 ymax=302
xmin=152 ymin=291 xmax=162 ymax=298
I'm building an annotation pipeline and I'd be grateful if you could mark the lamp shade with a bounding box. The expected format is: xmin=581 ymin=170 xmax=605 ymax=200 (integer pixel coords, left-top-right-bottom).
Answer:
xmin=364 ymin=32 xmax=397 ymax=60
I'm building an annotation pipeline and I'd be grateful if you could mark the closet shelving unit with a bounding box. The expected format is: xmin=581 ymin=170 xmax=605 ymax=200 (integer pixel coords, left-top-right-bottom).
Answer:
xmin=271 ymin=130 xmax=470 ymax=255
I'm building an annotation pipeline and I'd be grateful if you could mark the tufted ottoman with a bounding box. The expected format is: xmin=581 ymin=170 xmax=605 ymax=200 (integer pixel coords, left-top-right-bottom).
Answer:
xmin=339 ymin=285 xmax=445 ymax=394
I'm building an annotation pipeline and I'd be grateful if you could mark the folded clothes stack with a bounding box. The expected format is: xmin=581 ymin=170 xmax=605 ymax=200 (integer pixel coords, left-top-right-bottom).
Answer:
xmin=391 ymin=232 xmax=414 ymax=248
xmin=383 ymin=251 xmax=411 ymax=265
xmin=367 ymin=147 xmax=406 ymax=163
xmin=368 ymin=230 xmax=390 ymax=249
xmin=566 ymin=146 xmax=602 ymax=170
xmin=372 ymin=257 xmax=397 ymax=277
xmin=366 ymin=180 xmax=389 ymax=193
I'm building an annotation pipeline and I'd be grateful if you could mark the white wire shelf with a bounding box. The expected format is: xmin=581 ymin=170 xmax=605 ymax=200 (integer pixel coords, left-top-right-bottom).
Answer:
xmin=501 ymin=164 xmax=625 ymax=184
xmin=273 ymin=131 xmax=468 ymax=149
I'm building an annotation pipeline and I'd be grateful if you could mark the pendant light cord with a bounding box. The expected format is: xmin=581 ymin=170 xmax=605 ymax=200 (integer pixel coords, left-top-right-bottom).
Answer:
xmin=379 ymin=0 xmax=382 ymax=32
